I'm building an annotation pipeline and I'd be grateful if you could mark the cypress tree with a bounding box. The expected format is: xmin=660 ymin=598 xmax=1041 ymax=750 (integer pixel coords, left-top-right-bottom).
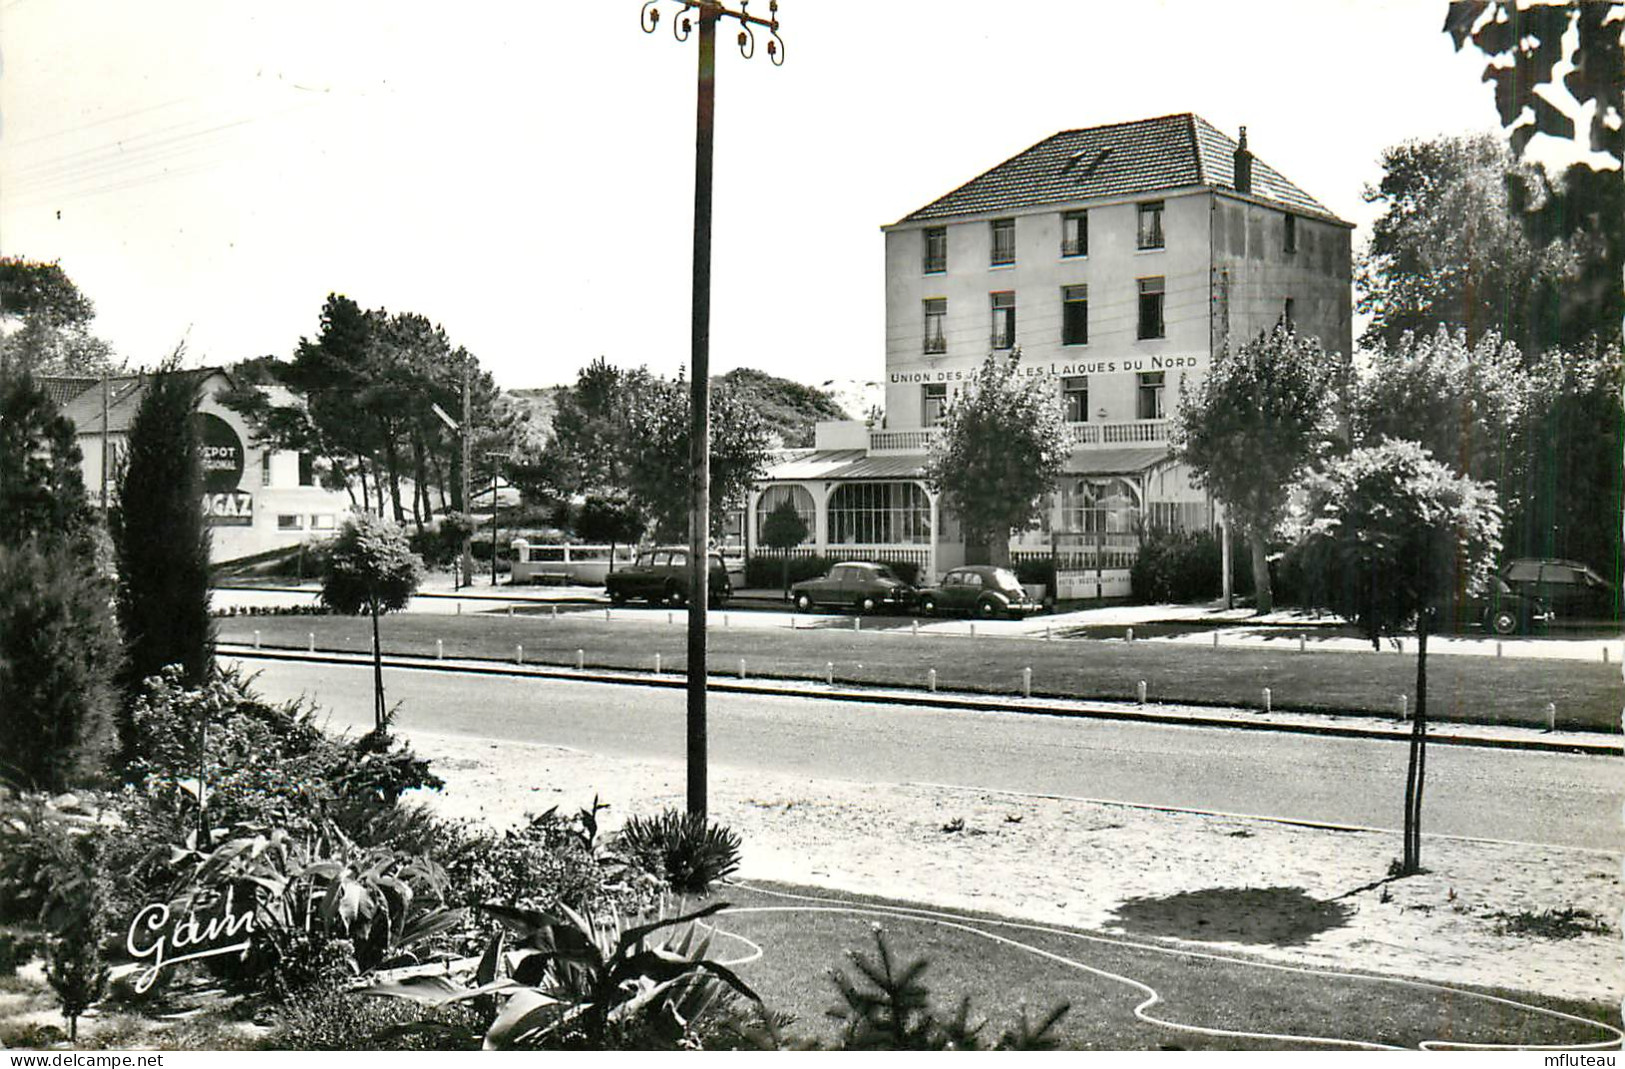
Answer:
xmin=115 ymin=368 xmax=214 ymax=712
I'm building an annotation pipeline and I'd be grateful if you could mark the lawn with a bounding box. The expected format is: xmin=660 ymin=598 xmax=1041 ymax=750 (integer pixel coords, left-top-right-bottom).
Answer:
xmin=704 ymin=881 xmax=1622 ymax=1051
xmin=216 ymin=610 xmax=1624 ymax=731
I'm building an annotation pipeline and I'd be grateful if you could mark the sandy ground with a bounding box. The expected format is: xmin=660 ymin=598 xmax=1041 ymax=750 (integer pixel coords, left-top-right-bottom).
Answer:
xmin=407 ymin=727 xmax=1622 ymax=1005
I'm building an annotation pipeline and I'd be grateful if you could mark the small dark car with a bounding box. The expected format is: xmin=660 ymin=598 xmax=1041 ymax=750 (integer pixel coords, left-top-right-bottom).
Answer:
xmin=916 ymin=565 xmax=1042 ymax=620
xmin=606 ymin=547 xmax=731 ymax=607
xmin=1464 ymin=575 xmax=1551 ymax=635
xmin=1501 ymin=558 xmax=1617 ymax=627
xmin=790 ymin=562 xmax=913 ymax=614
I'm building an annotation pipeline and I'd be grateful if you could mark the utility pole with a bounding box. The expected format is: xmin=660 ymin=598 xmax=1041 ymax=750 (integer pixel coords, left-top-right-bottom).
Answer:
xmin=100 ymin=372 xmax=110 ymax=511
xmin=461 ymin=361 xmax=473 ymax=588
xmin=642 ymin=0 xmax=783 ymax=817
xmin=483 ymin=451 xmax=510 ymax=588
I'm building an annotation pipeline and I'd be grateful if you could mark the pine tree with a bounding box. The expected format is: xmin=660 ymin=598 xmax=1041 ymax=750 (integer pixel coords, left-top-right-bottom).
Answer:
xmin=115 ymin=367 xmax=214 ymax=715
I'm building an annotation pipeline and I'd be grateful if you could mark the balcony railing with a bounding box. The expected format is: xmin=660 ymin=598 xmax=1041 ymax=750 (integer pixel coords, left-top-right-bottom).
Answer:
xmin=923 ymin=334 xmax=946 ymax=354
xmin=869 ymin=427 xmax=938 ymax=453
xmin=1069 ymin=419 xmax=1171 ymax=446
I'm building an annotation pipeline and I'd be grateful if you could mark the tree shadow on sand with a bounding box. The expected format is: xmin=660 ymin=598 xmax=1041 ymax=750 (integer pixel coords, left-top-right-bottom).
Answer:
xmin=1107 ymin=886 xmax=1355 ymax=946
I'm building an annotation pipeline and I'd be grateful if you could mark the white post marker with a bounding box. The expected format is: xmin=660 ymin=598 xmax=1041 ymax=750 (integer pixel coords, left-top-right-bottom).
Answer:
xmin=1213 ymin=631 xmax=1220 ymax=648
xmin=1604 ymin=646 xmax=1611 ymax=664
xmin=552 ymin=605 xmax=558 ymax=620
xmin=853 ymin=616 xmax=861 ymax=632
xmin=436 ymin=639 xmax=443 ymax=660
xmin=928 ymin=668 xmax=937 ymax=692
xmin=308 ymin=632 xmax=315 ymax=653
xmin=1022 ymin=667 xmax=1032 ymax=698
xmin=515 ymin=644 xmax=523 ymax=665
xmin=738 ymin=658 xmax=747 ymax=679
xmin=790 ymin=615 xmax=797 ymax=630
xmin=605 ymin=607 xmax=611 ymax=621
xmin=654 ymin=652 xmax=661 ymax=675
xmin=1298 ymin=635 xmax=1306 ymax=653
xmin=1126 ymin=627 xmax=1134 ymax=643
xmin=1044 ymin=624 xmax=1051 ymax=642
xmin=1546 ymin=702 xmax=1557 ymax=733
xmin=1262 ymin=686 xmax=1272 ymax=714
xmin=969 ymin=623 xmax=976 ymax=638
xmin=253 ymin=630 xmax=260 ymax=650
xmin=724 ymin=613 xmax=730 ymax=628
xmin=825 ymin=662 xmax=834 ymax=686
xmin=1137 ymin=680 xmax=1147 ymax=705
xmin=508 ymin=605 xmax=514 ymax=618
xmin=456 ymin=602 xmax=462 ymax=616
xmin=1496 ymin=640 xmax=1504 ymax=659
xmin=912 ymin=619 xmax=918 ymax=636
xmin=1398 ymin=694 xmax=1408 ymax=721
xmin=576 ymin=649 xmax=585 ymax=671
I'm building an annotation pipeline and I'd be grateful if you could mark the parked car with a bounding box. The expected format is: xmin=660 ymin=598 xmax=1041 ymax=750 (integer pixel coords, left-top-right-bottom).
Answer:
xmin=1461 ymin=575 xmax=1552 ymax=635
xmin=605 ymin=547 xmax=731 ymax=607
xmin=1501 ymin=558 xmax=1618 ymax=627
xmin=790 ymin=562 xmax=914 ymax=614
xmin=916 ymin=565 xmax=1043 ymax=620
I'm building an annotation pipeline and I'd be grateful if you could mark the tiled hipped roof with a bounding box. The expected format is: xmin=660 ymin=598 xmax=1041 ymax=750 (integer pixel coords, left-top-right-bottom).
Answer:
xmin=899 ymin=113 xmax=1343 ymax=224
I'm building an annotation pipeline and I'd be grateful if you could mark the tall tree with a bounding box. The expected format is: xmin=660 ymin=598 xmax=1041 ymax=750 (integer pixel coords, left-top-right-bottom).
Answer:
xmin=0 ymin=372 xmax=120 ymax=790
xmin=0 ymin=372 xmax=95 ymax=548
xmin=759 ymin=496 xmax=810 ymax=597
xmin=320 ymin=514 xmax=423 ymax=731
xmin=575 ymin=494 xmax=645 ymax=571
xmin=620 ymin=374 xmax=773 ymax=542
xmin=1291 ymin=439 xmax=1501 ymax=874
xmin=115 ymin=365 xmax=214 ymax=711
xmin=1355 ymin=135 xmax=1583 ymax=353
xmin=0 ymin=257 xmax=119 ymax=375
xmin=1172 ymin=327 xmax=1337 ymax=612
xmin=923 ymin=351 xmax=1073 ymax=569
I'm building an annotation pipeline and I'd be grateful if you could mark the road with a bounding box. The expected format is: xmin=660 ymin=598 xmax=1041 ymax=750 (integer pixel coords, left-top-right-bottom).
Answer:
xmin=233 ymin=657 xmax=1622 ymax=851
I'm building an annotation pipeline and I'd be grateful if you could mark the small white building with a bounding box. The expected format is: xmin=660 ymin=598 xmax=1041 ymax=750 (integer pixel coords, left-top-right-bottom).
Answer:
xmin=44 ymin=369 xmax=354 ymax=564
xmin=750 ymin=113 xmax=1353 ymax=596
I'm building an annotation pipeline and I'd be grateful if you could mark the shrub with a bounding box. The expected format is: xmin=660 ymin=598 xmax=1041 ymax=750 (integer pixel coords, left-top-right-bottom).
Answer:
xmin=615 ymin=809 xmax=742 ymax=893
xmin=43 ymin=835 xmax=111 ymax=1042
xmin=1130 ymin=529 xmax=1223 ymax=604
xmin=265 ymin=990 xmax=484 ymax=1050
xmin=408 ymin=514 xmax=474 ymax=570
xmin=0 ymin=542 xmax=122 ymax=791
xmin=1012 ymin=558 xmax=1056 ymax=593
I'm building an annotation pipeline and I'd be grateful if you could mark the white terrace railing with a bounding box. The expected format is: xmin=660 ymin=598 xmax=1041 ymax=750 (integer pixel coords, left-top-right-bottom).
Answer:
xmin=869 ymin=419 xmax=1171 ymax=453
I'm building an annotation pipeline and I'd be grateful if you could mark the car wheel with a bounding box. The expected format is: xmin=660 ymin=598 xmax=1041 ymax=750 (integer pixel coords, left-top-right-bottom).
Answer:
xmin=858 ymin=596 xmax=878 ymax=614
xmin=710 ymin=593 xmax=728 ymax=609
xmin=919 ymin=596 xmax=937 ymax=616
xmin=1488 ymin=609 xmax=1519 ymax=636
xmin=794 ymin=592 xmax=814 ymax=613
xmin=977 ymin=598 xmax=999 ymax=619
xmin=665 ymin=584 xmax=686 ymax=608
xmin=608 ymin=589 xmax=628 ymax=607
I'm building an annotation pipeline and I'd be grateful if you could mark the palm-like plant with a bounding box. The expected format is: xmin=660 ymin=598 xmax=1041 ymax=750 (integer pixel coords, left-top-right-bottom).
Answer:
xmin=371 ymin=900 xmax=759 ymax=1049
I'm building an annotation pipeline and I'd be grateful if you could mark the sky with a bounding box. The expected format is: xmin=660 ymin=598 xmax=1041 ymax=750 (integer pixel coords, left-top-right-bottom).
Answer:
xmin=0 ymin=0 xmax=1602 ymax=390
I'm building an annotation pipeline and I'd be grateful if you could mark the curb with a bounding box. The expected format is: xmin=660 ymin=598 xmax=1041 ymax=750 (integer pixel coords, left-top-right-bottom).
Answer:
xmin=216 ymin=645 xmax=1623 ymax=757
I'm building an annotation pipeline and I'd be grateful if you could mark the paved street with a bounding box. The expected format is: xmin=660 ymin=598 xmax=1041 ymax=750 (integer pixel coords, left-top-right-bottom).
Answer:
xmin=233 ymin=656 xmax=1621 ymax=851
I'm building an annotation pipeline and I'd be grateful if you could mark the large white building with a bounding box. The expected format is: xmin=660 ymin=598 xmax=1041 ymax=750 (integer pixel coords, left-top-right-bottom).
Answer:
xmin=44 ymin=369 xmax=353 ymax=564
xmin=749 ymin=113 xmax=1353 ymax=595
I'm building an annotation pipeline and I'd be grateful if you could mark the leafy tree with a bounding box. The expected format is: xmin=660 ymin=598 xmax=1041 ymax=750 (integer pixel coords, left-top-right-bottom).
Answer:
xmin=759 ymin=497 xmax=809 ymax=597
xmin=0 ymin=542 xmax=122 ymax=790
xmin=115 ymin=366 xmax=214 ymax=716
xmin=1291 ymin=439 xmax=1501 ymax=874
xmin=716 ymin=367 xmax=849 ymax=448
xmin=0 ymin=257 xmax=119 ymax=375
xmin=547 ymin=358 xmax=650 ymax=496
xmin=1444 ymin=1 xmax=1624 ymax=163
xmin=923 ymin=351 xmax=1072 ymax=569
xmin=1172 ymin=327 xmax=1337 ymax=612
xmin=1356 ymin=136 xmax=1581 ymax=352
xmin=321 ymin=514 xmax=424 ymax=731
xmin=575 ymin=494 xmax=645 ymax=571
xmin=621 ymin=374 xmax=773 ymax=542
xmin=0 ymin=372 xmax=95 ymax=549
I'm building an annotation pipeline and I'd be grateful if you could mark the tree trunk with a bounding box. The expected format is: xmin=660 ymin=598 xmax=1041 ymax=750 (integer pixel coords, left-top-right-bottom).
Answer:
xmin=986 ymin=531 xmax=1012 ymax=569
xmin=359 ymin=462 xmax=372 ymax=514
xmin=432 ymin=450 xmax=450 ymax=512
xmin=332 ymin=453 xmax=359 ymax=508
xmin=1249 ymin=532 xmax=1274 ymax=614
xmin=381 ymin=422 xmax=406 ymax=524
xmin=410 ymin=430 xmax=430 ymax=535
xmin=369 ymin=595 xmax=386 ymax=732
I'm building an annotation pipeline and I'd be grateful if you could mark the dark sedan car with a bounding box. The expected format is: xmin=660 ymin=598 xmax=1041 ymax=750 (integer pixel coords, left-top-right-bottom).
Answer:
xmin=790 ymin=562 xmax=913 ymax=614
xmin=916 ymin=565 xmax=1042 ymax=620
xmin=1465 ymin=575 xmax=1551 ymax=635
xmin=1501 ymin=558 xmax=1618 ymax=627
xmin=605 ymin=547 xmax=731 ymax=607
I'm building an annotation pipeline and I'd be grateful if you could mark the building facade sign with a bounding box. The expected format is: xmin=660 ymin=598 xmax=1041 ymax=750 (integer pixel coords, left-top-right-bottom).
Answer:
xmin=203 ymin=490 xmax=254 ymax=526
xmin=195 ymin=412 xmax=246 ymax=493
xmin=889 ymin=353 xmax=1205 ymax=385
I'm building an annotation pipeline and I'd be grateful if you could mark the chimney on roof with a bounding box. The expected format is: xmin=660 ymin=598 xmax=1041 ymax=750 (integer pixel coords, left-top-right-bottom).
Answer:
xmin=1234 ymin=126 xmax=1253 ymax=194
